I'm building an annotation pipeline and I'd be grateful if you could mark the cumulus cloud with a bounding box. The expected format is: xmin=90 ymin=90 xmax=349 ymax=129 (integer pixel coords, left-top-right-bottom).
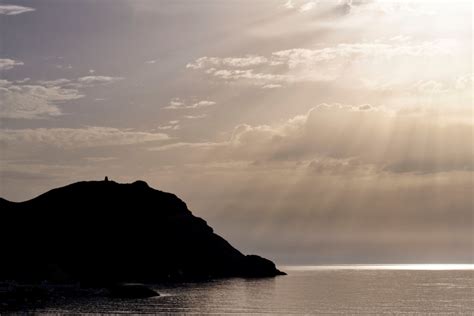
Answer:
xmin=152 ymin=103 xmax=473 ymax=174
xmin=0 ymin=127 xmax=169 ymax=148
xmin=0 ymin=5 xmax=35 ymax=15
xmin=0 ymin=58 xmax=24 ymax=70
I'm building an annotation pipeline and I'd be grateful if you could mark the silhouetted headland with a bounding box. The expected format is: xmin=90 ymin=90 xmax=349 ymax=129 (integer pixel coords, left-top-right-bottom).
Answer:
xmin=0 ymin=179 xmax=285 ymax=288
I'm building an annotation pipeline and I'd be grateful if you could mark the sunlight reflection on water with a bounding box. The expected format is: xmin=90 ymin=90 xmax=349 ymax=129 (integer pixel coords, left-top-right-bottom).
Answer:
xmin=32 ymin=266 xmax=474 ymax=315
xmin=284 ymin=264 xmax=474 ymax=271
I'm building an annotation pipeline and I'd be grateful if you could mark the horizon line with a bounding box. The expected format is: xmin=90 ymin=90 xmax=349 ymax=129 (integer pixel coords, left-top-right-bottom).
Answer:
xmin=279 ymin=264 xmax=474 ymax=271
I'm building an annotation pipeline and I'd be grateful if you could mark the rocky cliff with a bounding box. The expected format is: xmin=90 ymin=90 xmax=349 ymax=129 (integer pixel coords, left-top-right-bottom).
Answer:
xmin=0 ymin=179 xmax=285 ymax=285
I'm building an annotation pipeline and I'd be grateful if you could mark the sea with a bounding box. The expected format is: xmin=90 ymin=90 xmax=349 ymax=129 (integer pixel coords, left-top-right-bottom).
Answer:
xmin=28 ymin=265 xmax=474 ymax=315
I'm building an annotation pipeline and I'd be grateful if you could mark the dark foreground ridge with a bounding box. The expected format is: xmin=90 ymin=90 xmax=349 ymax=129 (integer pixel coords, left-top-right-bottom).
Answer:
xmin=0 ymin=179 xmax=285 ymax=286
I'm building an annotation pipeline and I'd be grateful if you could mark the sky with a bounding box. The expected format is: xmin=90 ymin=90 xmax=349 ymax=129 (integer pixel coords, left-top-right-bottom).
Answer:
xmin=0 ymin=0 xmax=472 ymax=264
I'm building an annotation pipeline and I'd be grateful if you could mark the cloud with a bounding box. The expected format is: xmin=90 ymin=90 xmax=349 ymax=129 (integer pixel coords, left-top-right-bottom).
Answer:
xmin=164 ymin=99 xmax=216 ymax=110
xmin=183 ymin=114 xmax=207 ymax=119
xmin=157 ymin=120 xmax=180 ymax=130
xmin=412 ymin=80 xmax=447 ymax=94
xmin=186 ymin=55 xmax=269 ymax=70
xmin=345 ymin=0 xmax=436 ymax=17
xmin=0 ymin=58 xmax=24 ymax=70
xmin=157 ymin=125 xmax=180 ymax=130
xmin=164 ymin=98 xmax=185 ymax=109
xmin=262 ymin=84 xmax=283 ymax=89
xmin=299 ymin=1 xmax=317 ymax=12
xmin=232 ymin=104 xmax=473 ymax=173
xmin=150 ymin=141 xmax=223 ymax=152
xmin=189 ymin=100 xmax=216 ymax=108
xmin=307 ymin=156 xmax=376 ymax=175
xmin=187 ymin=39 xmax=457 ymax=87
xmin=283 ymin=0 xmax=295 ymax=9
xmin=76 ymin=76 xmax=123 ymax=86
xmin=15 ymin=78 xmax=30 ymax=84
xmin=1 ymin=75 xmax=124 ymax=119
xmin=152 ymin=103 xmax=473 ymax=174
xmin=356 ymin=104 xmax=373 ymax=111
xmin=271 ymin=39 xmax=455 ymax=67
xmin=0 ymin=5 xmax=35 ymax=15
xmin=56 ymin=64 xmax=73 ymax=70
xmin=360 ymin=75 xmax=473 ymax=117
xmin=0 ymin=80 xmax=83 ymax=119
xmin=36 ymin=79 xmax=72 ymax=87
xmin=211 ymin=69 xmax=288 ymax=84
xmin=282 ymin=0 xmax=435 ymax=17
xmin=455 ymin=73 xmax=473 ymax=90
xmin=0 ymin=127 xmax=169 ymax=148
xmin=281 ymin=0 xmax=318 ymax=13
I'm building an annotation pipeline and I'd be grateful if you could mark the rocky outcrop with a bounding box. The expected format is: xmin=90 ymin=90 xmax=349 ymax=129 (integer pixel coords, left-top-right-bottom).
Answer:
xmin=0 ymin=180 xmax=285 ymax=285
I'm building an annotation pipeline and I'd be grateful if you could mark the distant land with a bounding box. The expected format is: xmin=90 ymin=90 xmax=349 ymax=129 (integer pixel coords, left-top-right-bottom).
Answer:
xmin=0 ymin=179 xmax=285 ymax=286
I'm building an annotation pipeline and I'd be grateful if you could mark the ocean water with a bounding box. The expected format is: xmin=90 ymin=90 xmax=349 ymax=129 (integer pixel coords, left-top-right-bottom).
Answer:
xmin=31 ymin=265 xmax=473 ymax=315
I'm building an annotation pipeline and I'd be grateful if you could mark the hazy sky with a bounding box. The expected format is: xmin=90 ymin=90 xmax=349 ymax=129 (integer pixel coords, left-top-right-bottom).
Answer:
xmin=0 ymin=0 xmax=472 ymax=264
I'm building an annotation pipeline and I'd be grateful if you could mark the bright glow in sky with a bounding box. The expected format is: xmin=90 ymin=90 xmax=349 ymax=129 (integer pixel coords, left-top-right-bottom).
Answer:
xmin=0 ymin=0 xmax=472 ymax=264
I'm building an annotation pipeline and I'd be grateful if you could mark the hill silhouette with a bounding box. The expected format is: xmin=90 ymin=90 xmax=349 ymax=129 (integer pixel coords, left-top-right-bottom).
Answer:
xmin=0 ymin=179 xmax=285 ymax=286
